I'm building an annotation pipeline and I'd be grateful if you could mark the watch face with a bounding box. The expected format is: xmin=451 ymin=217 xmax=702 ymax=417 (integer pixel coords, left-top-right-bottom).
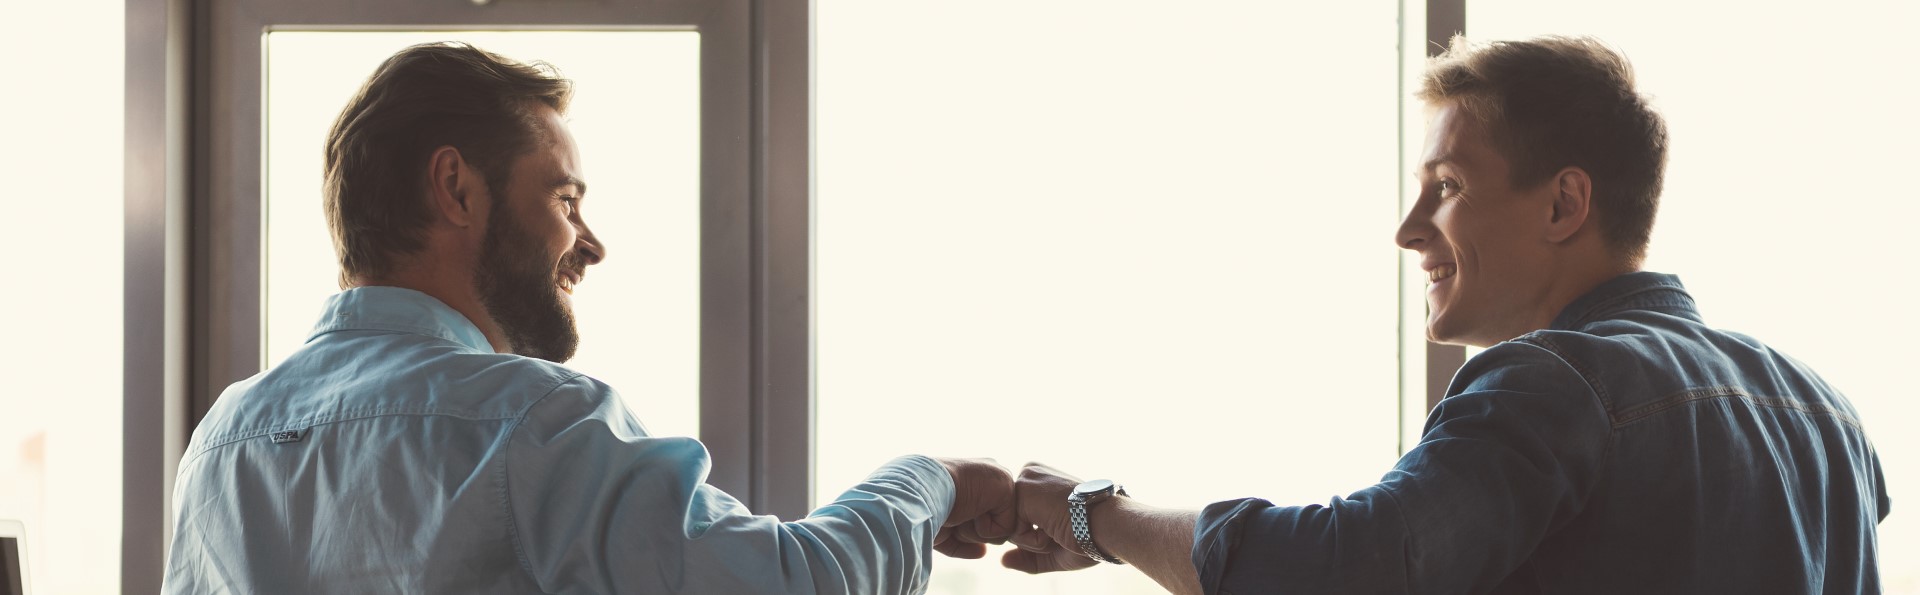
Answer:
xmin=1074 ymin=479 xmax=1115 ymax=497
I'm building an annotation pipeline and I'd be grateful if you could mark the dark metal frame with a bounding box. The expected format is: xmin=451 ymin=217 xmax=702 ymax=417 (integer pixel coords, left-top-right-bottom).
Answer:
xmin=122 ymin=0 xmax=192 ymax=591
xmin=1394 ymin=0 xmax=1470 ymax=454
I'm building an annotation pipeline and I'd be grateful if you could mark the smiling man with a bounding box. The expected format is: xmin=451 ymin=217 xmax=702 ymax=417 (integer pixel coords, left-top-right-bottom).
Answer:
xmin=161 ymin=42 xmax=1015 ymax=594
xmin=1003 ymin=36 xmax=1890 ymax=594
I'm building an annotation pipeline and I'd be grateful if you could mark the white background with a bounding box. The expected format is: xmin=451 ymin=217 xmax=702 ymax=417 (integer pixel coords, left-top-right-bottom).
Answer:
xmin=815 ymin=2 xmax=1402 ymax=593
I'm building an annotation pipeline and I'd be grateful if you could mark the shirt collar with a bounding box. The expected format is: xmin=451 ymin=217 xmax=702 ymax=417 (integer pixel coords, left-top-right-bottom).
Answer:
xmin=1549 ymin=271 xmax=1701 ymax=331
xmin=307 ymin=286 xmax=496 ymax=353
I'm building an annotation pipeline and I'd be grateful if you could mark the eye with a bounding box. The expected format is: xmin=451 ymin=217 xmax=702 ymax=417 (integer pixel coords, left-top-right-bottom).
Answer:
xmin=558 ymin=195 xmax=580 ymax=213
xmin=1436 ymin=179 xmax=1461 ymax=198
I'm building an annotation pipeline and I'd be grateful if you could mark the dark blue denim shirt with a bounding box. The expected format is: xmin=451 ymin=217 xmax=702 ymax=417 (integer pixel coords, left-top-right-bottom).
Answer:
xmin=1192 ymin=272 xmax=1891 ymax=594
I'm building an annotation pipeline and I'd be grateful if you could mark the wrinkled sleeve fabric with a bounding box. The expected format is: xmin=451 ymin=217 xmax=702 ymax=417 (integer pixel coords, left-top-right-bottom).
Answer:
xmin=1192 ymin=340 xmax=1612 ymax=594
xmin=503 ymin=375 xmax=954 ymax=594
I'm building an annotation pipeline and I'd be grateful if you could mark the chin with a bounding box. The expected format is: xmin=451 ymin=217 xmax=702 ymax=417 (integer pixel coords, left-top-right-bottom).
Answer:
xmin=1425 ymin=307 xmax=1455 ymax=343
xmin=1426 ymin=329 xmax=1471 ymax=347
xmin=1424 ymin=314 xmax=1480 ymax=348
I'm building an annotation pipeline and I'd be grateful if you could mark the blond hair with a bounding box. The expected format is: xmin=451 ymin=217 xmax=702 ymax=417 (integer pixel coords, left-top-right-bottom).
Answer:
xmin=1420 ymin=35 xmax=1668 ymax=265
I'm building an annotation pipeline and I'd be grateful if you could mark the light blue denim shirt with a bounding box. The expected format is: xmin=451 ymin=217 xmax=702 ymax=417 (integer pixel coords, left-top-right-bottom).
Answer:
xmin=163 ymin=286 xmax=955 ymax=594
xmin=1193 ymin=272 xmax=1890 ymax=594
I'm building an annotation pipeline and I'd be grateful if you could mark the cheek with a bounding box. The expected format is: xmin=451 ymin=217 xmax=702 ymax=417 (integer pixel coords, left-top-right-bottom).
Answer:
xmin=1430 ymin=208 xmax=1474 ymax=257
xmin=1433 ymin=206 xmax=1508 ymax=263
xmin=535 ymin=215 xmax=577 ymax=255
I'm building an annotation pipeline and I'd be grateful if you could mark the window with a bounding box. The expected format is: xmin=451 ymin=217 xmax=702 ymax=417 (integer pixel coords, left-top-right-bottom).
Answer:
xmin=1470 ymin=2 xmax=1919 ymax=591
xmin=817 ymin=2 xmax=1403 ymax=592
xmin=263 ymin=31 xmax=703 ymax=438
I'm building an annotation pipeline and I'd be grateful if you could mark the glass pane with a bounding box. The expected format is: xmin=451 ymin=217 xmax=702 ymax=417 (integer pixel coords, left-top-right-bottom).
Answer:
xmin=1468 ymin=3 xmax=1918 ymax=592
xmin=264 ymin=31 xmax=702 ymax=439
xmin=0 ymin=0 xmax=124 ymax=593
xmin=817 ymin=2 xmax=1402 ymax=593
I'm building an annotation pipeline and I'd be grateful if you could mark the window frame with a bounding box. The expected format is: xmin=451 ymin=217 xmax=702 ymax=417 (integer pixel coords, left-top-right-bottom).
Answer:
xmin=1403 ymin=0 xmax=1471 ymax=449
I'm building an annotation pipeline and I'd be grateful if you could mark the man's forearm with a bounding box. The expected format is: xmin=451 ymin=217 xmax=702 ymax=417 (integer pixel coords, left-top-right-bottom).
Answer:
xmin=1092 ymin=498 xmax=1204 ymax=595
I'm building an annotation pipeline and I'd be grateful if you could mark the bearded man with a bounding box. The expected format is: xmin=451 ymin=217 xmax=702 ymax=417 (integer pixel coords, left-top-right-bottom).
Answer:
xmin=162 ymin=42 xmax=1015 ymax=594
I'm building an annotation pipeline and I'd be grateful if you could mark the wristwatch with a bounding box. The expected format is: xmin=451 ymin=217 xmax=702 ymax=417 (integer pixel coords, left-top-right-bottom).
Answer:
xmin=1067 ymin=479 xmax=1128 ymax=564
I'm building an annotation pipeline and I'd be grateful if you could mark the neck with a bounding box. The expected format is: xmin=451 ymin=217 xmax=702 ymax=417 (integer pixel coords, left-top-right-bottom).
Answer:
xmin=1530 ymin=259 xmax=1639 ymax=333
xmin=353 ymin=265 xmax=512 ymax=354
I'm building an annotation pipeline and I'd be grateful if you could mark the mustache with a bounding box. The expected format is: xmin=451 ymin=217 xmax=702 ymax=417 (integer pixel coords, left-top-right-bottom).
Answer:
xmin=559 ymin=252 xmax=588 ymax=283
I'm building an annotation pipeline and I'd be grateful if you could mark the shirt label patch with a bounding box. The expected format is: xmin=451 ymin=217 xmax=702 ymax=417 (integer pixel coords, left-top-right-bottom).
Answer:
xmin=271 ymin=429 xmax=307 ymax=444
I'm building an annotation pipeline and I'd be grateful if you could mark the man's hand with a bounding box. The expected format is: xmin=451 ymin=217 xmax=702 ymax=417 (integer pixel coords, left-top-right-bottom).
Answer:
xmin=1001 ymin=462 xmax=1100 ymax=574
xmin=933 ymin=458 xmax=1019 ymax=559
xmin=1003 ymin=462 xmax=1206 ymax=594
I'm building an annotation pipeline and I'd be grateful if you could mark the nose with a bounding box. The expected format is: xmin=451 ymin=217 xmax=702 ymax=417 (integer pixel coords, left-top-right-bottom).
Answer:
xmin=575 ymin=222 xmax=606 ymax=266
xmin=1395 ymin=202 xmax=1432 ymax=252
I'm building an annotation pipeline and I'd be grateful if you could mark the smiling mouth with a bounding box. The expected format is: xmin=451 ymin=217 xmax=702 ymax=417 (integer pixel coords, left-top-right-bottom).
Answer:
xmin=1428 ymin=264 xmax=1457 ymax=284
xmin=557 ymin=274 xmax=579 ymax=295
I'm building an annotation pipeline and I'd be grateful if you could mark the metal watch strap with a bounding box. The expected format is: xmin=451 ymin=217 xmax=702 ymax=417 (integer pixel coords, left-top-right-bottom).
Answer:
xmin=1068 ymin=496 xmax=1111 ymax=563
xmin=1068 ymin=485 xmax=1126 ymax=564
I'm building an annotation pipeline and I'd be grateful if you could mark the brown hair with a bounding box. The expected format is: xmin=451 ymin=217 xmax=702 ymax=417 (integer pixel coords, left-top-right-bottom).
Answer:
xmin=323 ymin=42 xmax=573 ymax=286
xmin=1419 ymin=35 xmax=1668 ymax=265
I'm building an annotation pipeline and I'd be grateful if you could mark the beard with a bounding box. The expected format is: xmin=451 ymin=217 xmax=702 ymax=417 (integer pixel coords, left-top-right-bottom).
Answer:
xmin=474 ymin=209 xmax=584 ymax=363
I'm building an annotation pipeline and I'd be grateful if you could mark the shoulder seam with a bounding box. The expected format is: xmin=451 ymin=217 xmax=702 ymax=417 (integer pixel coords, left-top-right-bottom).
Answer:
xmin=1511 ymin=334 xmax=1615 ymax=415
xmin=1498 ymin=335 xmax=1619 ymax=487
xmin=499 ymin=371 xmax=589 ymax=588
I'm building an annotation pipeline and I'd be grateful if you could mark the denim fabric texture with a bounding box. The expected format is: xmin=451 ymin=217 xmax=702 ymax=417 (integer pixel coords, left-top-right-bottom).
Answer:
xmin=1192 ymin=272 xmax=1890 ymax=594
xmin=162 ymin=286 xmax=955 ymax=594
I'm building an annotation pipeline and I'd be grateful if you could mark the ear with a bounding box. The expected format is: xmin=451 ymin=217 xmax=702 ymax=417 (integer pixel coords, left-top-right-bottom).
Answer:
xmin=426 ymin=145 xmax=484 ymax=229
xmin=1545 ymin=166 xmax=1593 ymax=244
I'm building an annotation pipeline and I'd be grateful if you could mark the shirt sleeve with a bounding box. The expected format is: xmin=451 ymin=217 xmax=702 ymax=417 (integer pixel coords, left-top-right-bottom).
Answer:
xmin=1191 ymin=339 xmax=1612 ymax=594
xmin=501 ymin=375 xmax=955 ymax=595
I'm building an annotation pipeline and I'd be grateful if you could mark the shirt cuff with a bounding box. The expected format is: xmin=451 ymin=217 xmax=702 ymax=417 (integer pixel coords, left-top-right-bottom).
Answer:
xmin=1192 ymin=497 xmax=1277 ymax=595
xmin=876 ymin=454 xmax=957 ymax=528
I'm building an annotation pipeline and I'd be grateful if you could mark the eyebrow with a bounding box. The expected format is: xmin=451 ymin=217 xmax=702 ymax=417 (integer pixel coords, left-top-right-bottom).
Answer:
xmin=551 ymin=175 xmax=588 ymax=198
xmin=1416 ymin=152 xmax=1471 ymax=179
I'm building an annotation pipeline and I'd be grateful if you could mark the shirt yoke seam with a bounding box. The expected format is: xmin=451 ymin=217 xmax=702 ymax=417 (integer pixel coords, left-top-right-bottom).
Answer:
xmin=1515 ymin=333 xmax=1864 ymax=430
xmin=1610 ymin=385 xmax=1866 ymax=430
xmin=181 ymin=366 xmax=580 ymax=470
xmin=183 ymin=405 xmax=526 ymax=462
